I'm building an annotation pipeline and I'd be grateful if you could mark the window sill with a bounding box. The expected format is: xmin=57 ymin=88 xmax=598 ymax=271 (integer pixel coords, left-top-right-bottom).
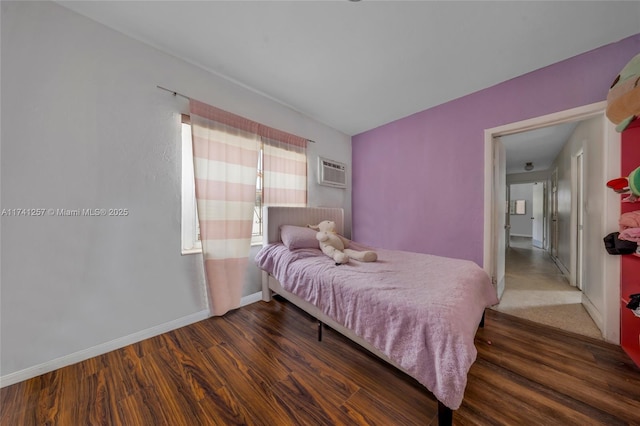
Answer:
xmin=182 ymin=248 xmax=203 ymax=255
xmin=182 ymin=242 xmax=262 ymax=254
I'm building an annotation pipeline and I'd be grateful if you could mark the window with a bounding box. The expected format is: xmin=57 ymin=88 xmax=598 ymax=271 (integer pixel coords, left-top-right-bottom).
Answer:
xmin=181 ymin=115 xmax=265 ymax=253
xmin=181 ymin=115 xmax=202 ymax=254
xmin=254 ymin=148 xmax=263 ymax=242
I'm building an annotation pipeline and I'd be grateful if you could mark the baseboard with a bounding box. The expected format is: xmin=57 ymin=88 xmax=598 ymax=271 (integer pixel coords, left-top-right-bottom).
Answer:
xmin=0 ymin=309 xmax=209 ymax=388
xmin=582 ymin=294 xmax=604 ymax=334
xmin=552 ymin=256 xmax=571 ymax=277
xmin=240 ymin=291 xmax=262 ymax=307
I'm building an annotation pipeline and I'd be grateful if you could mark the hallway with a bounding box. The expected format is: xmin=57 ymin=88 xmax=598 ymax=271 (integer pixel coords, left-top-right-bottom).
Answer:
xmin=491 ymin=236 xmax=603 ymax=340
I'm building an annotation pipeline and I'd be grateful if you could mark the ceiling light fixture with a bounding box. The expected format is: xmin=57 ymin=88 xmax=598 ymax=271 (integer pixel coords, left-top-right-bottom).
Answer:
xmin=524 ymin=162 xmax=534 ymax=171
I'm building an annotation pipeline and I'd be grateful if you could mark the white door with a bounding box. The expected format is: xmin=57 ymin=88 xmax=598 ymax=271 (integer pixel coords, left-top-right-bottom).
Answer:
xmin=493 ymin=137 xmax=507 ymax=298
xmin=505 ymin=185 xmax=511 ymax=247
xmin=576 ymin=151 xmax=584 ymax=290
xmin=550 ymin=168 xmax=559 ymax=259
xmin=532 ymin=182 xmax=544 ymax=248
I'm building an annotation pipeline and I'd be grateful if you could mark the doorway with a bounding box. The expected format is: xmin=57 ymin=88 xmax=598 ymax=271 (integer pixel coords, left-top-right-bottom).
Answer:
xmin=483 ymin=101 xmax=621 ymax=343
xmin=506 ymin=181 xmax=545 ymax=249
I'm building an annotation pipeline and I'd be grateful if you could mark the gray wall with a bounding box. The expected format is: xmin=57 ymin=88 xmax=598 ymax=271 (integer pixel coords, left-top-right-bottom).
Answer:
xmin=1 ymin=1 xmax=351 ymax=382
xmin=509 ymin=183 xmax=534 ymax=237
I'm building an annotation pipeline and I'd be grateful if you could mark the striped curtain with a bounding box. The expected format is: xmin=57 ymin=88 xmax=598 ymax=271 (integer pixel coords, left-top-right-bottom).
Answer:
xmin=189 ymin=99 xmax=308 ymax=316
xmin=262 ymin=132 xmax=307 ymax=206
xmin=190 ymin=100 xmax=260 ymax=316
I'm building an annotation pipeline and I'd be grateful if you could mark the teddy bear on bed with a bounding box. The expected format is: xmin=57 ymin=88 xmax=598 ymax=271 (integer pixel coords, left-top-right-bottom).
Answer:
xmin=308 ymin=220 xmax=377 ymax=265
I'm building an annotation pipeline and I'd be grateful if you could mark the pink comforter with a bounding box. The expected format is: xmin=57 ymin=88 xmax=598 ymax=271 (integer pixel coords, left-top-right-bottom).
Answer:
xmin=255 ymin=243 xmax=498 ymax=410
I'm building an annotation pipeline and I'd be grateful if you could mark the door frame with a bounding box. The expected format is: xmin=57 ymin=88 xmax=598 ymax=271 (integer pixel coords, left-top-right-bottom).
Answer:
xmin=572 ymin=149 xmax=585 ymax=290
xmin=492 ymin=137 xmax=507 ymax=298
xmin=483 ymin=100 xmax=621 ymax=343
xmin=550 ymin=167 xmax=559 ymax=260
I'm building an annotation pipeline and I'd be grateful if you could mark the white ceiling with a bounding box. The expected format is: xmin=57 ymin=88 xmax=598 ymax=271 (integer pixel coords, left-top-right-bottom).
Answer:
xmin=55 ymin=1 xmax=639 ymax=175
xmin=56 ymin=1 xmax=639 ymax=137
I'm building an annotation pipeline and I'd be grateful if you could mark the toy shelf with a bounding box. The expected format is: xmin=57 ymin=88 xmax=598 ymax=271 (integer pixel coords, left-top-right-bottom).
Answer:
xmin=620 ymin=119 xmax=640 ymax=368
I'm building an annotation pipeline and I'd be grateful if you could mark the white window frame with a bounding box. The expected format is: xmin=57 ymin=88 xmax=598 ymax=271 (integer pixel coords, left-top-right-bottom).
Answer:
xmin=252 ymin=148 xmax=263 ymax=246
xmin=181 ymin=116 xmax=202 ymax=254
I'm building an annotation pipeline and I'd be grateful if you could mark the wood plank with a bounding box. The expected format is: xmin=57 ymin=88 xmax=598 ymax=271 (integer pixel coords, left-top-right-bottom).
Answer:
xmin=269 ymin=372 xmax=357 ymax=425
xmin=341 ymin=387 xmax=432 ymax=426
xmin=117 ymin=385 xmax=173 ymax=425
xmin=466 ymin=359 xmax=622 ymax=425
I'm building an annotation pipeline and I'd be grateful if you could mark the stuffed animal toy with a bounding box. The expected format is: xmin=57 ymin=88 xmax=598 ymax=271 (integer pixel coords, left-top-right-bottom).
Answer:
xmin=308 ymin=220 xmax=377 ymax=265
xmin=606 ymin=53 xmax=640 ymax=132
xmin=607 ymin=165 xmax=640 ymax=203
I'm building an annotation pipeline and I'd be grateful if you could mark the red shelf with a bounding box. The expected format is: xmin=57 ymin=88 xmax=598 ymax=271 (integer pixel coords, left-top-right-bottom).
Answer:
xmin=620 ymin=119 xmax=640 ymax=368
xmin=623 ymin=345 xmax=640 ymax=368
xmin=621 ymin=302 xmax=640 ymax=366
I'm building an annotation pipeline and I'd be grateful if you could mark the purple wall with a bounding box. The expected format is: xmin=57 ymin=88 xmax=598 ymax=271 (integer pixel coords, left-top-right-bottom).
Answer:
xmin=352 ymin=34 xmax=640 ymax=266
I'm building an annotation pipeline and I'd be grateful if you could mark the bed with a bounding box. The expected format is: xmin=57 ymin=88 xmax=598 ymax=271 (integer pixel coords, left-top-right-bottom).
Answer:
xmin=255 ymin=206 xmax=498 ymax=425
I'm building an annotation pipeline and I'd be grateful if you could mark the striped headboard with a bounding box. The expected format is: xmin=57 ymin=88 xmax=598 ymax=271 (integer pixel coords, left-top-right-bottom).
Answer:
xmin=263 ymin=206 xmax=344 ymax=245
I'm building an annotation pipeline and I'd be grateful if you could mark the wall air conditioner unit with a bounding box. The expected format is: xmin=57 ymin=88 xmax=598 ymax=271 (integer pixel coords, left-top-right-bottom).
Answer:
xmin=318 ymin=157 xmax=347 ymax=189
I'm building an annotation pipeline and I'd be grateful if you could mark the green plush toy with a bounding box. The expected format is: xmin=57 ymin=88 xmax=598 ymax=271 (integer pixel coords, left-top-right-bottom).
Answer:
xmin=607 ymin=53 xmax=640 ymax=132
xmin=607 ymin=166 xmax=640 ymax=203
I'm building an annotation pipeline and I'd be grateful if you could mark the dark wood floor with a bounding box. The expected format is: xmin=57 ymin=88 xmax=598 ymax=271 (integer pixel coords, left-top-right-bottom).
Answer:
xmin=2 ymin=297 xmax=640 ymax=425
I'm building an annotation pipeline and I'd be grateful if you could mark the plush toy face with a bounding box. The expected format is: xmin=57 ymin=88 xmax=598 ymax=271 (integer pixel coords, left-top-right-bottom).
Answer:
xmin=314 ymin=220 xmax=337 ymax=233
xmin=606 ymin=53 xmax=640 ymax=132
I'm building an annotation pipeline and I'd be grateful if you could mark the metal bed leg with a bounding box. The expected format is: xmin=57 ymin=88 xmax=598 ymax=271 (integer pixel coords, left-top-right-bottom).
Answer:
xmin=318 ymin=320 xmax=323 ymax=341
xmin=437 ymin=401 xmax=453 ymax=426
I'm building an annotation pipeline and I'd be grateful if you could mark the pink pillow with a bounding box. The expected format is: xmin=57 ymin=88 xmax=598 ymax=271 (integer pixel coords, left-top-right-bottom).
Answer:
xmin=280 ymin=225 xmax=319 ymax=250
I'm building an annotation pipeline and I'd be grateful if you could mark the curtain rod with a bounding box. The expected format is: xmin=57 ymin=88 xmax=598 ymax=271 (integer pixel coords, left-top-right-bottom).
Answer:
xmin=157 ymin=85 xmax=315 ymax=143
xmin=157 ymin=85 xmax=190 ymax=100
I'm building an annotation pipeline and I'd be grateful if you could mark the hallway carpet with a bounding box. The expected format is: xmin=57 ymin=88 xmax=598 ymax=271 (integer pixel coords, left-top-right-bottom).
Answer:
xmin=491 ymin=237 xmax=603 ymax=340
